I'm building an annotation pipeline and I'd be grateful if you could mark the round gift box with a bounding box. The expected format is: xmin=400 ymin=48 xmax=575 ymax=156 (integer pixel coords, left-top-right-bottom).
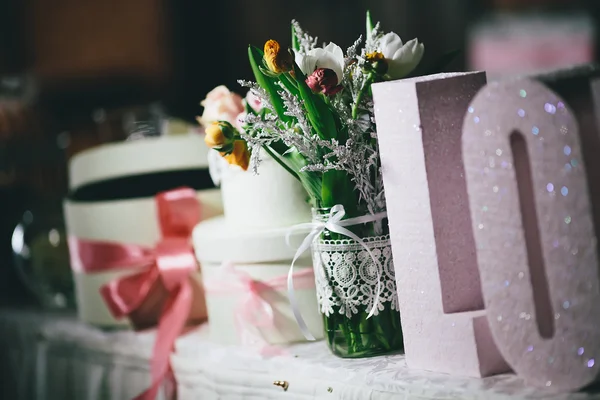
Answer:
xmin=193 ymin=216 xmax=323 ymax=345
xmin=219 ymin=152 xmax=311 ymax=230
xmin=65 ymin=134 xmax=223 ymax=327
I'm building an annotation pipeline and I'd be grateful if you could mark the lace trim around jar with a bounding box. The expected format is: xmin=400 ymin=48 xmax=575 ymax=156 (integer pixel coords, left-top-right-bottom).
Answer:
xmin=311 ymin=234 xmax=397 ymax=318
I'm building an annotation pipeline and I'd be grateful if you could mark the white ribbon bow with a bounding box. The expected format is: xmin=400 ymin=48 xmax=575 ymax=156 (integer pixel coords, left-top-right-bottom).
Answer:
xmin=286 ymin=204 xmax=387 ymax=341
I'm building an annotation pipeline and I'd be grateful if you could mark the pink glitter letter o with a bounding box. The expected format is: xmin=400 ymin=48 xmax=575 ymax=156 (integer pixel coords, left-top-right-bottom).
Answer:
xmin=463 ymin=78 xmax=600 ymax=391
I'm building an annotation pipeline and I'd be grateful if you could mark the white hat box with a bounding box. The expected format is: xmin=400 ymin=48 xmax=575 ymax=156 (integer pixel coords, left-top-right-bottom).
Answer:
xmin=64 ymin=134 xmax=223 ymax=327
xmin=193 ymin=216 xmax=323 ymax=346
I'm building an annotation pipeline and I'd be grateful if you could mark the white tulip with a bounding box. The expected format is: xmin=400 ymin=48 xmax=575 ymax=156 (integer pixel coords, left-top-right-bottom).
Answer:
xmin=294 ymin=42 xmax=345 ymax=84
xmin=378 ymin=32 xmax=424 ymax=79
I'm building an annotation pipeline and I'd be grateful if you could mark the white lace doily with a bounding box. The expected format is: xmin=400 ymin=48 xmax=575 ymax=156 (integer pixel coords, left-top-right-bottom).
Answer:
xmin=311 ymin=234 xmax=397 ymax=317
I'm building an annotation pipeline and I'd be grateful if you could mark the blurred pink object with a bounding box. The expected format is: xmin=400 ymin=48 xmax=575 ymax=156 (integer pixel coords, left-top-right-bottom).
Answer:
xmin=236 ymin=90 xmax=264 ymax=132
xmin=235 ymin=111 xmax=247 ymax=132
xmin=245 ymin=90 xmax=263 ymax=113
xmin=469 ymin=14 xmax=594 ymax=80
xmin=203 ymin=261 xmax=315 ymax=354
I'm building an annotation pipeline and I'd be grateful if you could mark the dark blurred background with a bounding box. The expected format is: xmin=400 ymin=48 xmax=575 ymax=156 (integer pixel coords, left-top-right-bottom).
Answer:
xmin=0 ymin=0 xmax=598 ymax=305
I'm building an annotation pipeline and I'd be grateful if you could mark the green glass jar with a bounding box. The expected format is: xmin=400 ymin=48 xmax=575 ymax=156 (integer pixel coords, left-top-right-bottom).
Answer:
xmin=311 ymin=208 xmax=403 ymax=358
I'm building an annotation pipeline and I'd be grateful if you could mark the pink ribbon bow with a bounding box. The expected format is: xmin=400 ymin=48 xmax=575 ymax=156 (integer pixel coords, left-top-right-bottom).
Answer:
xmin=68 ymin=187 xmax=202 ymax=400
xmin=204 ymin=262 xmax=315 ymax=355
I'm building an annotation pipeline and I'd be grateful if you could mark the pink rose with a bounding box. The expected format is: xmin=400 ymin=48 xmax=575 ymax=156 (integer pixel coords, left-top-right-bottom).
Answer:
xmin=305 ymin=68 xmax=342 ymax=96
xmin=199 ymin=85 xmax=244 ymax=127
xmin=245 ymin=90 xmax=263 ymax=113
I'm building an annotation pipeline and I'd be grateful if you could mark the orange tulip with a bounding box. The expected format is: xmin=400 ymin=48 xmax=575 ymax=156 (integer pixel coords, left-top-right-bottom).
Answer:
xmin=264 ymin=39 xmax=293 ymax=74
xmin=222 ymin=140 xmax=250 ymax=171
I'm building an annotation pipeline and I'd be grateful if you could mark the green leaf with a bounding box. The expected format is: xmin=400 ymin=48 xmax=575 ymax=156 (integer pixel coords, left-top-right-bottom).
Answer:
xmin=279 ymin=72 xmax=300 ymax=98
xmin=298 ymin=171 xmax=322 ymax=206
xmin=291 ymin=58 xmax=337 ymax=140
xmin=286 ymin=150 xmax=322 ymax=203
xmin=292 ymin=23 xmax=300 ymax=51
xmin=425 ymin=49 xmax=461 ymax=75
xmin=248 ymin=45 xmax=289 ymax=122
xmin=366 ymin=10 xmax=374 ymax=42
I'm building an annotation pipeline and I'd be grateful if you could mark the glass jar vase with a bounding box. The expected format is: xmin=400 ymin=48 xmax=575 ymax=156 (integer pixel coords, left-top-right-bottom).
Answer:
xmin=311 ymin=208 xmax=403 ymax=358
xmin=11 ymin=199 xmax=75 ymax=310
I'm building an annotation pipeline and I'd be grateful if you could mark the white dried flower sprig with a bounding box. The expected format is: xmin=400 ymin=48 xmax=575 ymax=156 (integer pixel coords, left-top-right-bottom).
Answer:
xmin=345 ymin=35 xmax=363 ymax=63
xmin=291 ymin=20 xmax=318 ymax=54
xmin=364 ymin=22 xmax=383 ymax=54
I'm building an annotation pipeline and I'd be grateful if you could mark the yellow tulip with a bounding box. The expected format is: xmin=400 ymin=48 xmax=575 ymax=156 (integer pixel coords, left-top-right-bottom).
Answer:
xmin=264 ymin=40 xmax=293 ymax=74
xmin=204 ymin=121 xmax=224 ymax=148
xmin=365 ymin=51 xmax=385 ymax=62
xmin=365 ymin=51 xmax=388 ymax=75
xmin=222 ymin=140 xmax=250 ymax=171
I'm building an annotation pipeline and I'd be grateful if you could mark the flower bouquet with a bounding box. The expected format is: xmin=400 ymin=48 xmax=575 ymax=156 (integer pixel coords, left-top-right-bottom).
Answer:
xmin=202 ymin=12 xmax=427 ymax=358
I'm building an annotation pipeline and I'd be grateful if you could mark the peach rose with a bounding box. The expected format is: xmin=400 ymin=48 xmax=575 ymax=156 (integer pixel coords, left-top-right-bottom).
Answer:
xmin=198 ymin=86 xmax=244 ymax=128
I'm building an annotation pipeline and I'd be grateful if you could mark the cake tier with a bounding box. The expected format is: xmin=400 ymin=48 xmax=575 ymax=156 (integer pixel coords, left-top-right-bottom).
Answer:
xmin=219 ymin=152 xmax=311 ymax=230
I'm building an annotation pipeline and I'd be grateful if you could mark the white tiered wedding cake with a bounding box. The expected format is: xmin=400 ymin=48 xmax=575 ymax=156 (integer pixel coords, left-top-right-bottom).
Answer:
xmin=193 ymin=151 xmax=324 ymax=345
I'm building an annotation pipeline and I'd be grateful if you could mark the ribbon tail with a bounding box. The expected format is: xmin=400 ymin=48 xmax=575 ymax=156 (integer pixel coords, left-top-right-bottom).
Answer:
xmin=287 ymin=228 xmax=320 ymax=341
xmin=235 ymin=288 xmax=273 ymax=346
xmin=134 ymin=281 xmax=193 ymax=400
xmin=326 ymin=224 xmax=383 ymax=319
xmin=337 ymin=211 xmax=388 ymax=228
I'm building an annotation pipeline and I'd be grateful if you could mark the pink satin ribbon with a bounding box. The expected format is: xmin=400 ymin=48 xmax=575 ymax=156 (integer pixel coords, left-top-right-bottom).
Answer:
xmin=204 ymin=262 xmax=315 ymax=355
xmin=68 ymin=187 xmax=201 ymax=400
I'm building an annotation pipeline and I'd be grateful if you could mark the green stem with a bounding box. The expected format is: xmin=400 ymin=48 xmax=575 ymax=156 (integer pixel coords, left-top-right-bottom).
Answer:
xmin=374 ymin=308 xmax=391 ymax=351
xmin=359 ymin=312 xmax=371 ymax=350
xmin=352 ymin=73 xmax=376 ymax=119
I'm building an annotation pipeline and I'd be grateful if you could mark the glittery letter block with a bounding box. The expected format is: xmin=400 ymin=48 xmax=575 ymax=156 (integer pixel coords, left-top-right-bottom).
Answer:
xmin=462 ymin=74 xmax=600 ymax=390
xmin=373 ymin=72 xmax=510 ymax=377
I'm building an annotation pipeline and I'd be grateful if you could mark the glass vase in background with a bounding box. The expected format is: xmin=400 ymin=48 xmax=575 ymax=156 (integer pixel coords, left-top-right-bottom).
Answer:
xmin=11 ymin=198 xmax=75 ymax=310
xmin=311 ymin=208 xmax=403 ymax=358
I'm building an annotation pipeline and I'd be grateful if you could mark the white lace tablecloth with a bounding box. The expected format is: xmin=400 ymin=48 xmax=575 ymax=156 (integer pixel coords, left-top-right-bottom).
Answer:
xmin=1 ymin=309 xmax=598 ymax=400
